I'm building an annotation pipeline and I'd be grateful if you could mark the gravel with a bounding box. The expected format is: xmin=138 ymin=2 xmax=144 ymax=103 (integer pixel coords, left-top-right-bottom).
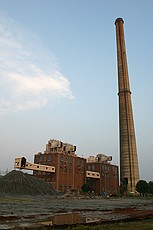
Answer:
xmin=0 ymin=170 xmax=58 ymax=196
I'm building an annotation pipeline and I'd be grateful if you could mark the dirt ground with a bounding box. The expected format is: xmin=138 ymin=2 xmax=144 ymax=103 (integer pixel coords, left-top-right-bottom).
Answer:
xmin=0 ymin=195 xmax=153 ymax=229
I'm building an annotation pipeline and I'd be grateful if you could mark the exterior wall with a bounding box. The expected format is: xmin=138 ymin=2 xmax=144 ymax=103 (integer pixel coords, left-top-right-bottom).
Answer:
xmin=34 ymin=152 xmax=57 ymax=188
xmin=86 ymin=162 xmax=119 ymax=195
xmin=55 ymin=153 xmax=86 ymax=191
xmin=34 ymin=144 xmax=86 ymax=192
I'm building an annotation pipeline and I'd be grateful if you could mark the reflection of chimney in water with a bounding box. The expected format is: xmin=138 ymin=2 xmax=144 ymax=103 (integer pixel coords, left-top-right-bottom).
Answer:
xmin=114 ymin=18 xmax=140 ymax=192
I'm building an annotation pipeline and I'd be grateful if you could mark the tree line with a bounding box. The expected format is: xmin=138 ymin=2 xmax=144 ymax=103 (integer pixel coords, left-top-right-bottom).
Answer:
xmin=136 ymin=180 xmax=153 ymax=196
xmin=120 ymin=179 xmax=153 ymax=196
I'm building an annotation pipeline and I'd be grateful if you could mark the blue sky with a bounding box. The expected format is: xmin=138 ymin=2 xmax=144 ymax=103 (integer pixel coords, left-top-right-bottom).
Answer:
xmin=0 ymin=0 xmax=152 ymax=181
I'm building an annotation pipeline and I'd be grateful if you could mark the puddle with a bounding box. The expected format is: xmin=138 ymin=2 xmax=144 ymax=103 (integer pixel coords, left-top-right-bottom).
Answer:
xmin=1 ymin=208 xmax=153 ymax=229
xmin=40 ymin=213 xmax=101 ymax=226
xmin=0 ymin=212 xmax=101 ymax=229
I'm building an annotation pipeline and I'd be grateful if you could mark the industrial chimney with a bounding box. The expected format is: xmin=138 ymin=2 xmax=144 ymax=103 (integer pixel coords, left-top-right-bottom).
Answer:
xmin=115 ymin=18 xmax=140 ymax=192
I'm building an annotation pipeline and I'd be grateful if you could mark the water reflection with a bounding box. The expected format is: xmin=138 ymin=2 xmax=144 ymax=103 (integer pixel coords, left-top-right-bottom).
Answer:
xmin=40 ymin=213 xmax=101 ymax=226
xmin=0 ymin=212 xmax=101 ymax=229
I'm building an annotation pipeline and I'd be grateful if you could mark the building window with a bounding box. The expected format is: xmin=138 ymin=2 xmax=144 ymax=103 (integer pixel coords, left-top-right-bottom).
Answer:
xmin=48 ymin=155 xmax=51 ymax=161
xmin=44 ymin=155 xmax=46 ymax=162
xmin=65 ymin=157 xmax=68 ymax=165
xmin=69 ymin=165 xmax=73 ymax=172
xmin=64 ymin=166 xmax=68 ymax=172
xmin=60 ymin=156 xmax=64 ymax=164
xmin=69 ymin=158 xmax=72 ymax=166
xmin=37 ymin=155 xmax=42 ymax=162
xmin=60 ymin=166 xmax=63 ymax=171
xmin=92 ymin=164 xmax=95 ymax=171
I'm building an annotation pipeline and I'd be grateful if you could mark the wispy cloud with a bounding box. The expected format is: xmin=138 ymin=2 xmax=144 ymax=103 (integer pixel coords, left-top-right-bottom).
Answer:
xmin=0 ymin=12 xmax=74 ymax=115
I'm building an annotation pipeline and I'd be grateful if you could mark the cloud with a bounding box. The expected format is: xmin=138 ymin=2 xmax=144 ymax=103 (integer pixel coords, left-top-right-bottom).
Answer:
xmin=0 ymin=12 xmax=74 ymax=115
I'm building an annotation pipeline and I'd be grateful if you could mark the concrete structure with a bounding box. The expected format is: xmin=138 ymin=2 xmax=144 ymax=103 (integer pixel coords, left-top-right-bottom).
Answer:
xmin=86 ymin=154 xmax=119 ymax=195
xmin=14 ymin=157 xmax=55 ymax=173
xmin=115 ymin=18 xmax=140 ymax=192
xmin=87 ymin=154 xmax=112 ymax=163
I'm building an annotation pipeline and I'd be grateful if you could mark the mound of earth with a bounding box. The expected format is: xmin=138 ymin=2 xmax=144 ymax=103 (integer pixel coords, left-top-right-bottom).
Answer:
xmin=0 ymin=170 xmax=58 ymax=196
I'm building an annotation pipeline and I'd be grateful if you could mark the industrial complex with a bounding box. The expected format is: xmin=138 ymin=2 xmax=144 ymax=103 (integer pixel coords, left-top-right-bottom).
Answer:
xmin=14 ymin=17 xmax=139 ymax=195
xmin=14 ymin=139 xmax=119 ymax=195
xmin=33 ymin=139 xmax=119 ymax=194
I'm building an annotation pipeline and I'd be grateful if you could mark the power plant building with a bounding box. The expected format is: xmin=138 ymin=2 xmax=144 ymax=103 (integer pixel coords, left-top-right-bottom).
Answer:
xmin=86 ymin=154 xmax=119 ymax=195
xmin=34 ymin=139 xmax=86 ymax=192
xmin=34 ymin=139 xmax=119 ymax=195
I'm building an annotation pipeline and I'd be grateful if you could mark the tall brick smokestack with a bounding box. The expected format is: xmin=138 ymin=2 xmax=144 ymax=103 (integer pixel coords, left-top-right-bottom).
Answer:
xmin=115 ymin=18 xmax=140 ymax=192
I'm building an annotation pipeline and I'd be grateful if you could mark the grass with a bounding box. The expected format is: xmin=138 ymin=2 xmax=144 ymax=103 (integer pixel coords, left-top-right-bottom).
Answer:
xmin=52 ymin=219 xmax=153 ymax=230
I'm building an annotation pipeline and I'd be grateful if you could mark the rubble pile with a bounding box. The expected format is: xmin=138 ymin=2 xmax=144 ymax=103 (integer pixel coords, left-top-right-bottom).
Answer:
xmin=58 ymin=189 xmax=101 ymax=199
xmin=0 ymin=170 xmax=58 ymax=196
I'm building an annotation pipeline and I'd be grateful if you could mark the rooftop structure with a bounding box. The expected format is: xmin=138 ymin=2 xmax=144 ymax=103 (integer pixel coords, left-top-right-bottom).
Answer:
xmin=87 ymin=154 xmax=112 ymax=163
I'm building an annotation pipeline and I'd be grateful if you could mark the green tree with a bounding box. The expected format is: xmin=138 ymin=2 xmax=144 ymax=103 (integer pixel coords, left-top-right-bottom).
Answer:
xmin=136 ymin=180 xmax=148 ymax=196
xmin=148 ymin=181 xmax=153 ymax=195
xmin=120 ymin=179 xmax=128 ymax=196
xmin=81 ymin=183 xmax=90 ymax=193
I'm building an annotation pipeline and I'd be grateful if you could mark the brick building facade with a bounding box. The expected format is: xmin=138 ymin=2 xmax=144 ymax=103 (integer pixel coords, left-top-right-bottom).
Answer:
xmin=86 ymin=154 xmax=119 ymax=195
xmin=34 ymin=140 xmax=86 ymax=192
xmin=33 ymin=140 xmax=119 ymax=195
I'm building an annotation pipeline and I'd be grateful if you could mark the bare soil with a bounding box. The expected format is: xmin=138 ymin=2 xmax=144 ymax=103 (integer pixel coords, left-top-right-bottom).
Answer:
xmin=0 ymin=171 xmax=153 ymax=229
xmin=0 ymin=196 xmax=153 ymax=229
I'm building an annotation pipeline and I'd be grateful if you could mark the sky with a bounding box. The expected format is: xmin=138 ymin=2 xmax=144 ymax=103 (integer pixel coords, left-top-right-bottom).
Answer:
xmin=0 ymin=0 xmax=152 ymax=181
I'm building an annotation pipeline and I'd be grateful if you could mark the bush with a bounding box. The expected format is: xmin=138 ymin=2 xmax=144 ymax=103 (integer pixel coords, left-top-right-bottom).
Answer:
xmin=136 ymin=180 xmax=148 ymax=196
xmin=148 ymin=181 xmax=153 ymax=195
xmin=81 ymin=183 xmax=91 ymax=193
